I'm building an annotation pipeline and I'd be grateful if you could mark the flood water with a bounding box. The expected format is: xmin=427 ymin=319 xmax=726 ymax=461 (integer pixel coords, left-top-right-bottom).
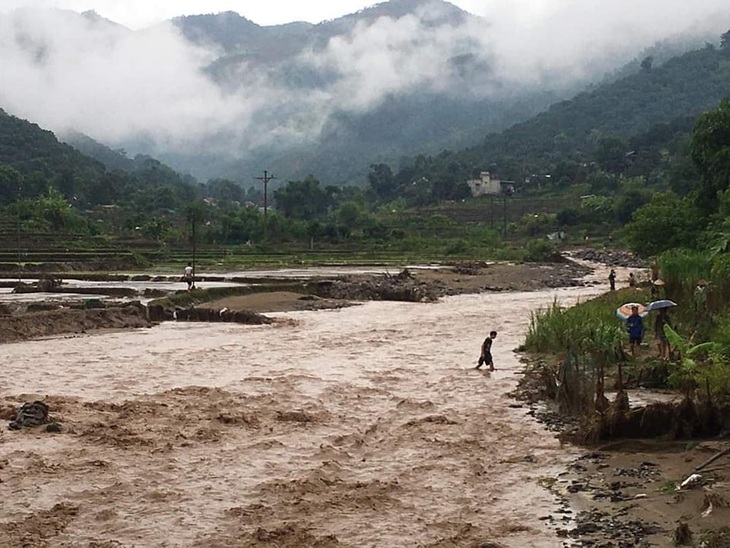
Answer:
xmin=0 ymin=283 xmax=607 ymax=547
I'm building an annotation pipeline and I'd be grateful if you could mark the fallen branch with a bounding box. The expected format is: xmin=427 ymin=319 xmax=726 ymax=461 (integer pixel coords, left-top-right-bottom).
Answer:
xmin=694 ymin=447 xmax=730 ymax=472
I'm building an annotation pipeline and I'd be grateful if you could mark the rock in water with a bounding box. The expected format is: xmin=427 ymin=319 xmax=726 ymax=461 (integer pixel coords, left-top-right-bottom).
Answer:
xmin=8 ymin=401 xmax=49 ymax=430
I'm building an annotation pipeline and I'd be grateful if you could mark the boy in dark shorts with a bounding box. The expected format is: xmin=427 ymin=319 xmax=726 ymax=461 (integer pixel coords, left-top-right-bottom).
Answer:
xmin=476 ymin=331 xmax=498 ymax=371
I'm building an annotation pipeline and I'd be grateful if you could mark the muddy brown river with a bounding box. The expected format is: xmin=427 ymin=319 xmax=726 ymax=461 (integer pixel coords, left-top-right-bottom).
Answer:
xmin=0 ymin=283 xmax=609 ymax=547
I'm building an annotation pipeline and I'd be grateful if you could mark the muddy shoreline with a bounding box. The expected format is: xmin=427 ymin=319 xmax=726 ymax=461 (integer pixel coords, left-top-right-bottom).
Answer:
xmin=1 ymin=259 xmax=591 ymax=344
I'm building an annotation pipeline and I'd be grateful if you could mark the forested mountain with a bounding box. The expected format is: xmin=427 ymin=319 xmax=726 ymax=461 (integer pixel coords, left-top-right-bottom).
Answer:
xmin=164 ymin=0 xmax=563 ymax=184
xmin=0 ymin=109 xmax=103 ymax=178
xmin=0 ymin=109 xmax=196 ymax=211
xmin=410 ymin=41 xmax=730 ymax=188
xmin=62 ymin=130 xmax=197 ymax=185
xmin=3 ymin=1 xmax=726 ymax=186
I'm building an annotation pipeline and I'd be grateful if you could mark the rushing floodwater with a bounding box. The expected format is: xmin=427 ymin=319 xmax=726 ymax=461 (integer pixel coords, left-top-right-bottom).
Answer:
xmin=0 ymin=283 xmax=607 ymax=547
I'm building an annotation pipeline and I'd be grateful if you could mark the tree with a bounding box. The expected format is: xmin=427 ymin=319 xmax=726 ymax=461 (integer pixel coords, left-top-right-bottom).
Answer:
xmin=690 ymin=98 xmax=730 ymax=213
xmin=624 ymin=192 xmax=704 ymax=256
xmin=336 ymin=201 xmax=361 ymax=227
xmin=0 ymin=165 xmax=23 ymax=204
xmin=205 ymin=179 xmax=243 ymax=204
xmin=721 ymin=29 xmax=730 ymax=50
xmin=595 ymin=137 xmax=629 ymax=174
xmin=273 ymin=176 xmax=332 ymax=220
xmin=367 ymin=163 xmax=396 ymax=201
xmin=640 ymin=56 xmax=653 ymax=72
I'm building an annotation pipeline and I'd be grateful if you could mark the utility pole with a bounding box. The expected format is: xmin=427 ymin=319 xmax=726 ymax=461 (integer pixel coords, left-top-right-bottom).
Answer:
xmin=503 ymin=194 xmax=507 ymax=235
xmin=16 ymin=182 xmax=21 ymax=283
xmin=191 ymin=214 xmax=196 ymax=289
xmin=255 ymin=170 xmax=275 ymax=241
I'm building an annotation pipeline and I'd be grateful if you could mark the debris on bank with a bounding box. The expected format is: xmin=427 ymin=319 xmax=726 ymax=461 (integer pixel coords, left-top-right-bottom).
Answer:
xmin=570 ymin=249 xmax=648 ymax=268
xmin=0 ymin=301 xmax=153 ymax=344
xmin=308 ymin=269 xmax=444 ymax=303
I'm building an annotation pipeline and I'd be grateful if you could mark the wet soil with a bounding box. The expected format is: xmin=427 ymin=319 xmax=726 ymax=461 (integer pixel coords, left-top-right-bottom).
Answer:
xmin=0 ymin=303 xmax=154 ymax=344
xmin=512 ymin=343 xmax=730 ymax=545
xmin=1 ymin=260 xmax=590 ymax=344
xmin=552 ymin=441 xmax=730 ymax=547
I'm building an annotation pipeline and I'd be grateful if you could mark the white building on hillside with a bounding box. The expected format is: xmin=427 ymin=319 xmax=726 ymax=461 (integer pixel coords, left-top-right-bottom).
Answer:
xmin=467 ymin=172 xmax=514 ymax=197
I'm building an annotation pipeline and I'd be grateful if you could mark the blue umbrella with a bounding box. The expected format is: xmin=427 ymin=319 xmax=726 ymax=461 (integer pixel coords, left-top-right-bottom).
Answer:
xmin=648 ymin=299 xmax=677 ymax=311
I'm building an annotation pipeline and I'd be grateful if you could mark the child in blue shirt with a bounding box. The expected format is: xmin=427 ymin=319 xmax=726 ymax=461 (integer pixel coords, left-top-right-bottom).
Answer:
xmin=626 ymin=306 xmax=644 ymax=359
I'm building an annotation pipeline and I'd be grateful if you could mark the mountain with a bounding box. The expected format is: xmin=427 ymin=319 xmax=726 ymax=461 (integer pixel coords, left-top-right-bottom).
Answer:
xmin=391 ymin=41 xmax=730 ymax=191
xmin=2 ymin=1 xmax=729 ymax=187
xmin=0 ymin=109 xmax=196 ymax=210
xmin=465 ymin=44 xmax=730 ymax=171
xmin=61 ymin=130 xmax=197 ymax=186
xmin=157 ymin=2 xmax=730 ymax=184
xmin=0 ymin=108 xmax=104 ymax=181
xmin=161 ymin=1 xmax=577 ymax=183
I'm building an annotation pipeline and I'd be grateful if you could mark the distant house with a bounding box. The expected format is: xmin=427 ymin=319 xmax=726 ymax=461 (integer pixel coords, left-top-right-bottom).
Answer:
xmin=466 ymin=172 xmax=515 ymax=197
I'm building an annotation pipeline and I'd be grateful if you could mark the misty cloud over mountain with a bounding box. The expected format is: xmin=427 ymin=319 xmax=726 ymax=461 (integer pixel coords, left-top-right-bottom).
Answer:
xmin=0 ymin=0 xmax=728 ymax=183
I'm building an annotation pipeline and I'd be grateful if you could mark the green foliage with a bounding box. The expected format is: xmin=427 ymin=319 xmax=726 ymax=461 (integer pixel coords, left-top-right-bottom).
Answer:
xmin=657 ymin=249 xmax=712 ymax=311
xmin=690 ymin=97 xmax=730 ymax=213
xmin=556 ymin=207 xmax=586 ymax=226
xmin=17 ymin=189 xmax=98 ymax=234
xmin=524 ymin=299 xmax=625 ymax=362
xmin=612 ymin=184 xmax=653 ymax=224
xmin=664 ymin=325 xmax=717 ymax=392
xmin=517 ymin=213 xmax=558 ymax=237
xmin=368 ymin=163 xmax=396 ymax=200
xmin=524 ymin=239 xmax=560 ymax=262
xmin=336 ymin=201 xmax=361 ymax=227
xmin=624 ymin=193 xmax=704 ymax=256
xmin=595 ymin=136 xmax=629 ymax=174
xmin=205 ymin=179 xmax=244 ymax=204
xmin=273 ymin=176 xmax=334 ymax=220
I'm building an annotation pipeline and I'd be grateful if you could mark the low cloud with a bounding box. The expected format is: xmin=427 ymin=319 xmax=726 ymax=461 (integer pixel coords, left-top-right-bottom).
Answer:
xmin=0 ymin=1 xmax=729 ymax=173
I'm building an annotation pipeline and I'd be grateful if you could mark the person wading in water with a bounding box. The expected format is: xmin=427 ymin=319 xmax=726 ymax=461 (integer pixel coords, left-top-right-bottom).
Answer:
xmin=476 ymin=331 xmax=498 ymax=371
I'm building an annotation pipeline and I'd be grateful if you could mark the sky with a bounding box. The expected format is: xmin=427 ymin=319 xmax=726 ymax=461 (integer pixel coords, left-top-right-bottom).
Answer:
xmin=0 ymin=0 xmax=556 ymax=28
xmin=1 ymin=0 xmax=729 ymax=178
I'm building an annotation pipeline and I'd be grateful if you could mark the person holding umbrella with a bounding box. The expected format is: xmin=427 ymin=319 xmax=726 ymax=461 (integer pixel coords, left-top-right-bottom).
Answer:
xmin=626 ymin=305 xmax=644 ymax=359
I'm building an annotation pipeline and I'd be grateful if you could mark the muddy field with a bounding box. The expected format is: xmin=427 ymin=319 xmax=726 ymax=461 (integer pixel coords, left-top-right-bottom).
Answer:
xmin=0 ymin=260 xmax=592 ymax=345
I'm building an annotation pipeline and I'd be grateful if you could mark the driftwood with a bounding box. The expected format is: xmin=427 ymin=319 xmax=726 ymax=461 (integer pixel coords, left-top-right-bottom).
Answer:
xmin=694 ymin=447 xmax=730 ymax=472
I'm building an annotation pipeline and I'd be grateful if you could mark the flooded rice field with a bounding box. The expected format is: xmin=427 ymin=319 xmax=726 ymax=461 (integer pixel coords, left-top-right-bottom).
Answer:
xmin=0 ymin=285 xmax=604 ymax=547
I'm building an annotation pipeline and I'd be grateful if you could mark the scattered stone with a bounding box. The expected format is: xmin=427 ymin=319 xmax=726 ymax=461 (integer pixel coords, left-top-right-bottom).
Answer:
xmin=570 ymin=249 xmax=648 ymax=268
xmin=8 ymin=401 xmax=49 ymax=430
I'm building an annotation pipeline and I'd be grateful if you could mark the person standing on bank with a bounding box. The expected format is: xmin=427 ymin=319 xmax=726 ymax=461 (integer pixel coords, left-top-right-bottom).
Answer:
xmin=655 ymin=308 xmax=671 ymax=361
xmin=608 ymin=269 xmax=617 ymax=291
xmin=183 ymin=262 xmax=195 ymax=291
xmin=626 ymin=305 xmax=644 ymax=359
xmin=476 ymin=331 xmax=498 ymax=371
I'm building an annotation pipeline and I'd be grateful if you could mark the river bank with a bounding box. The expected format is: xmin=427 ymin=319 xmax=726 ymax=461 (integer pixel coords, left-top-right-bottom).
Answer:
xmin=0 ymin=259 xmax=590 ymax=344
